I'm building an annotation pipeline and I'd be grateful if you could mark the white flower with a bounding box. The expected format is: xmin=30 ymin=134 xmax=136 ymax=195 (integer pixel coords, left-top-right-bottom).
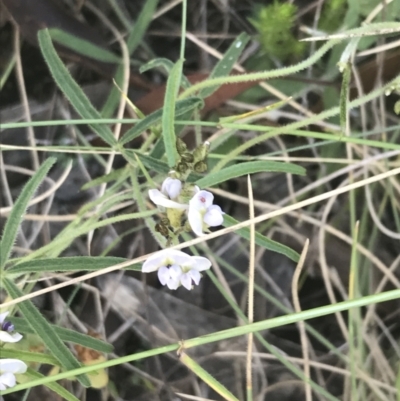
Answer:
xmin=148 ymin=189 xmax=187 ymax=210
xmin=0 ymin=359 xmax=27 ymax=390
xmin=0 ymin=312 xmax=22 ymax=343
xmin=142 ymin=249 xmax=211 ymax=290
xmin=161 ymin=177 xmax=182 ymax=199
xmin=188 ymin=190 xmax=224 ymax=236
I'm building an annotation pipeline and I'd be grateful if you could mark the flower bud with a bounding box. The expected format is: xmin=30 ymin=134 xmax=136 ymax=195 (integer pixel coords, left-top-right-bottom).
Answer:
xmin=194 ymin=161 xmax=207 ymax=173
xmin=176 ymin=138 xmax=188 ymax=155
xmin=193 ymin=142 xmax=210 ymax=163
xmin=181 ymin=152 xmax=194 ymax=163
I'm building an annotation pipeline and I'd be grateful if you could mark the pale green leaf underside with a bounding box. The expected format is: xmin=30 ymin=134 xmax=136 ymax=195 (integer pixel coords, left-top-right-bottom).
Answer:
xmin=162 ymin=59 xmax=184 ymax=167
xmin=195 ymin=160 xmax=306 ymax=188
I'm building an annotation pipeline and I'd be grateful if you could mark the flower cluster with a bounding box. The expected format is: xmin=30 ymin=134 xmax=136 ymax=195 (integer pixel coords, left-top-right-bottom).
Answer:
xmin=144 ymin=175 xmax=224 ymax=290
xmin=0 ymin=312 xmax=27 ymax=391
xmin=142 ymin=249 xmax=211 ymax=290
xmin=149 ymin=176 xmax=224 ymax=237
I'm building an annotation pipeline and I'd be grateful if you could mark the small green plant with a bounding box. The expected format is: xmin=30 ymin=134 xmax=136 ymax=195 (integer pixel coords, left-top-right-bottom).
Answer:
xmin=249 ymin=1 xmax=305 ymax=62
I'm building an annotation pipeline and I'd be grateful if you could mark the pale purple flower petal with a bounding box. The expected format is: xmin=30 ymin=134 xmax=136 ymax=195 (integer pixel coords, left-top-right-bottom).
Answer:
xmin=149 ymin=189 xmax=187 ymax=210
xmin=161 ymin=178 xmax=182 ymax=199
xmin=188 ymin=208 xmax=204 ymax=236
xmin=0 ymin=331 xmax=22 ymax=343
xmin=142 ymin=249 xmax=192 ymax=273
xmin=188 ymin=269 xmax=201 ymax=285
xmin=0 ymin=312 xmax=8 ymax=324
xmin=0 ymin=372 xmax=16 ymax=390
xmin=157 ymin=266 xmax=170 ymax=285
xmin=189 ymin=190 xmax=214 ymax=210
xmin=0 ymin=359 xmax=27 ymax=374
xmin=180 ymin=273 xmax=193 ymax=290
xmin=203 ymin=205 xmax=224 ymax=227
xmin=169 ymin=265 xmax=182 ymax=280
xmin=190 ymin=256 xmax=212 ymax=271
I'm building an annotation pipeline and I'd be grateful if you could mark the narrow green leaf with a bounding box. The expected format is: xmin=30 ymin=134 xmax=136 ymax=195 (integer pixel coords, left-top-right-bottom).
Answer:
xmin=199 ymin=33 xmax=250 ymax=98
xmin=0 ymin=348 xmax=59 ymax=366
xmin=26 ymin=369 xmax=80 ymax=401
xmin=8 ymin=317 xmax=113 ymax=353
xmin=81 ymin=168 xmax=128 ymax=190
xmin=8 ymin=257 xmax=135 ymax=275
xmin=120 ymin=97 xmax=203 ymax=145
xmin=129 ymin=151 xmax=170 ymax=174
xmin=140 ymin=58 xmax=192 ymax=88
xmin=0 ymin=158 xmax=56 ymax=269
xmin=195 ymin=160 xmax=306 ymax=188
xmin=2 ymin=278 xmax=90 ymax=387
xmin=162 ymin=59 xmax=184 ymax=167
xmin=101 ymin=0 xmax=159 ymax=117
xmin=38 ymin=29 xmax=117 ymax=146
xmin=223 ymin=214 xmax=300 ymax=262
xmin=339 ymin=63 xmax=351 ymax=134
xmin=48 ymin=28 xmax=121 ymax=64
xmin=180 ymin=352 xmax=240 ymax=401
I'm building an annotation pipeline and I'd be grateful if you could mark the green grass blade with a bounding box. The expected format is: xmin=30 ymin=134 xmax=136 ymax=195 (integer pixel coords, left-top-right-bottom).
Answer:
xmin=196 ymin=160 xmax=306 ymax=188
xmin=48 ymin=28 xmax=121 ymax=64
xmin=119 ymin=97 xmax=203 ymax=145
xmin=223 ymin=214 xmax=300 ymax=262
xmin=81 ymin=167 xmax=128 ymax=190
xmin=9 ymin=317 xmax=113 ymax=353
xmin=101 ymin=0 xmax=159 ymax=116
xmin=26 ymin=369 xmax=80 ymax=401
xmin=0 ymin=157 xmax=56 ymax=269
xmin=199 ymin=32 xmax=250 ymax=99
xmin=162 ymin=59 xmax=184 ymax=167
xmin=180 ymin=352 xmax=240 ymax=401
xmin=2 ymin=278 xmax=90 ymax=387
xmin=8 ymin=257 xmax=131 ymax=275
xmin=38 ymin=29 xmax=117 ymax=146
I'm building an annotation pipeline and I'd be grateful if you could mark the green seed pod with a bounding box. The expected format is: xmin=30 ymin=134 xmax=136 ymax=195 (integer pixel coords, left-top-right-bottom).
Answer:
xmin=176 ymin=138 xmax=188 ymax=155
xmin=194 ymin=161 xmax=207 ymax=173
xmin=176 ymin=161 xmax=188 ymax=174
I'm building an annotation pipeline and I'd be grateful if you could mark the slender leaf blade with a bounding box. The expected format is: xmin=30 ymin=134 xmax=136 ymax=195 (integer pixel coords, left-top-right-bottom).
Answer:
xmin=195 ymin=160 xmax=306 ymax=188
xmin=26 ymin=369 xmax=80 ymax=401
xmin=199 ymin=33 xmax=250 ymax=98
xmin=120 ymin=97 xmax=203 ymax=145
xmin=101 ymin=0 xmax=159 ymax=116
xmin=223 ymin=214 xmax=300 ymax=262
xmin=162 ymin=59 xmax=183 ymax=167
xmin=2 ymin=278 xmax=90 ymax=387
xmin=38 ymin=29 xmax=117 ymax=146
xmin=8 ymin=257 xmax=132 ymax=275
xmin=140 ymin=58 xmax=191 ymax=88
xmin=9 ymin=317 xmax=113 ymax=353
xmin=0 ymin=158 xmax=56 ymax=269
xmin=48 ymin=28 xmax=121 ymax=64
